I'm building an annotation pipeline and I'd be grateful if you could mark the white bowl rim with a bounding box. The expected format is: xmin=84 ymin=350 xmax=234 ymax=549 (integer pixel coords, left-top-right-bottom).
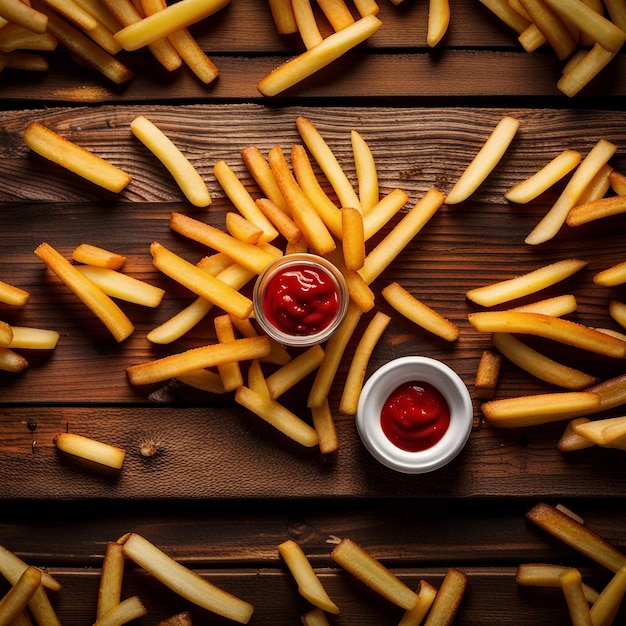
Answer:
xmin=355 ymin=356 xmax=473 ymax=474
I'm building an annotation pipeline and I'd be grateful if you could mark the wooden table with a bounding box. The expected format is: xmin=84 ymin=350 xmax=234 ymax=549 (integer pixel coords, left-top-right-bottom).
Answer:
xmin=2 ymin=1 xmax=626 ymax=623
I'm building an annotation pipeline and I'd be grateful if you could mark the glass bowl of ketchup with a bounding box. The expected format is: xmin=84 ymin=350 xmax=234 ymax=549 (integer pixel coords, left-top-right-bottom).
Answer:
xmin=356 ymin=356 xmax=473 ymax=474
xmin=253 ymin=253 xmax=349 ymax=347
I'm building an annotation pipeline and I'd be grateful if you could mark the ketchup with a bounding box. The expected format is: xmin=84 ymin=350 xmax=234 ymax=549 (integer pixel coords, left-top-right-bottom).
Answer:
xmin=262 ymin=263 xmax=340 ymax=336
xmin=380 ymin=381 xmax=450 ymax=452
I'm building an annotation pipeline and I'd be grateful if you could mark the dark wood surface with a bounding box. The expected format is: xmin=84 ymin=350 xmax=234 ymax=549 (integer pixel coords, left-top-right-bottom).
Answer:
xmin=1 ymin=1 xmax=626 ymax=623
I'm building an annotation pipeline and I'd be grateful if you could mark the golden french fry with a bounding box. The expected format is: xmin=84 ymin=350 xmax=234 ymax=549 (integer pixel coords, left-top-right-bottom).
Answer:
xmin=311 ymin=398 xmax=339 ymax=454
xmin=214 ymin=314 xmax=243 ymax=392
xmin=255 ymin=198 xmax=302 ymax=244
xmin=0 ymin=347 xmax=28 ymax=373
xmin=427 ymin=0 xmax=450 ymax=47
xmin=292 ymin=0 xmax=322 ymax=49
xmin=609 ymin=169 xmax=626 ymax=195
xmin=567 ymin=194 xmax=626 ymax=227
xmin=257 ymin=15 xmax=383 ymax=97
xmin=94 ymin=596 xmax=147 ymax=626
xmin=316 ymin=0 xmax=354 ymax=30
xmin=265 ymin=345 xmax=325 ymax=399
xmin=169 ymin=212 xmax=278 ymax=274
xmin=505 ymin=150 xmax=582 ymax=204
xmin=526 ymin=502 xmax=626 ymax=573
xmin=559 ymin=568 xmax=594 ymax=626
xmin=526 ymin=139 xmax=618 ymax=244
xmin=481 ymin=391 xmax=601 ymax=427
xmin=24 ymin=122 xmax=132 ymax=192
xmin=572 ymin=415 xmax=626 ymax=445
xmin=510 ymin=294 xmax=578 ymax=316
xmin=330 ymin=538 xmax=418 ymax=610
xmin=518 ymin=22 xmax=547 ymax=52
xmin=0 ymin=546 xmax=60 ymax=594
xmin=424 ymin=568 xmax=467 ymax=626
xmin=166 ymin=22 xmax=219 ymax=83
xmin=0 ymin=0 xmax=47 ymax=33
xmin=0 ymin=319 xmax=13 ymax=347
xmin=119 ymin=532 xmax=254 ymax=623
xmin=72 ymin=244 xmax=126 ymax=270
xmin=479 ymin=0 xmax=530 ymax=32
xmin=474 ymin=349 xmax=502 ymax=399
xmin=54 ymin=432 xmax=126 ymax=469
xmin=247 ymin=358 xmax=270 ymax=398
xmin=35 ymin=242 xmax=134 ymax=342
xmin=517 ymin=0 xmax=577 ymax=59
xmin=0 ymin=566 xmax=42 ymax=626
xmin=491 ymin=332 xmax=599 ymax=390
xmin=127 ymin=336 xmax=271 ymax=385
xmin=339 ymin=311 xmax=390 ymax=415
xmin=516 ymin=563 xmax=599 ymax=602
xmin=97 ymin=542 xmax=125 ymax=619
xmin=558 ymin=43 xmax=616 ymax=97
xmin=225 ymin=212 xmax=264 ymax=244
xmin=279 ymin=540 xmax=339 ymax=614
xmin=468 ymin=310 xmax=626 ymax=358
xmin=359 ymin=189 xmax=446 ymax=284
xmin=604 ymin=0 xmax=626 ymax=29
xmin=0 ymin=280 xmax=29 ymax=307
xmin=341 ymin=207 xmax=365 ymax=270
xmin=382 ymin=282 xmax=459 ymax=341
xmin=445 ymin=116 xmax=520 ymax=204
xmin=114 ymin=0 xmax=230 ymax=50
xmin=590 ymin=565 xmax=626 ymax=626
xmin=130 ymin=116 xmax=210 ymax=207
xmin=359 ymin=189 xmax=407 ymax=242
xmin=398 ymin=580 xmax=438 ymax=626
xmin=268 ymin=0 xmax=298 ymax=34
xmin=354 ymin=0 xmax=379 ymax=16
xmin=300 ymin=607 xmax=330 ymax=626
xmin=72 ymin=0 xmax=122 ymax=33
xmin=599 ymin=417 xmax=626 ymax=445
xmin=557 ymin=417 xmax=596 ymax=452
xmin=176 ymin=368 xmax=227 ymax=394
xmin=235 ymin=385 xmax=319 ymax=447
xmin=0 ymin=23 xmax=58 ymax=53
xmin=351 ymin=129 xmax=378 ymax=213
xmin=241 ymin=145 xmax=289 ymax=213
xmin=1 ymin=50 xmax=48 ymax=71
xmin=610 ymin=299 xmax=626 ymax=331
xmin=229 ymin=315 xmax=292 ymax=366
xmin=325 ymin=249 xmax=375 ymax=312
xmin=576 ymin=163 xmax=613 ymax=205
xmin=8 ymin=326 xmax=60 ymax=350
xmin=40 ymin=0 xmax=97 ymax=31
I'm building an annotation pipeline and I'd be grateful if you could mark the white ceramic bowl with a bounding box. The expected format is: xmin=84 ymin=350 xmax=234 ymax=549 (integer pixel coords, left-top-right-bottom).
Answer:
xmin=356 ymin=356 xmax=473 ymax=474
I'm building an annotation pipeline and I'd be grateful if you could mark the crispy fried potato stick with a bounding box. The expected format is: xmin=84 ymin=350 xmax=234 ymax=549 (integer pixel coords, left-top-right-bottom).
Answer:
xmin=316 ymin=0 xmax=354 ymax=30
xmin=40 ymin=0 xmax=98 ymax=31
xmin=480 ymin=0 xmax=530 ymax=32
xmin=0 ymin=348 xmax=28 ymax=373
xmin=54 ymin=432 xmax=126 ymax=469
xmin=326 ymin=249 xmax=375 ymax=312
xmin=241 ymin=145 xmax=289 ymax=213
xmin=73 ymin=0 xmax=121 ymax=34
xmin=359 ymin=189 xmax=445 ymax=284
xmin=424 ymin=568 xmax=468 ymax=626
xmin=97 ymin=542 xmax=125 ymax=619
xmin=9 ymin=326 xmax=60 ymax=350
xmin=481 ymin=391 xmax=601 ymax=427
xmin=93 ymin=595 xmax=147 ymax=626
xmin=279 ymin=540 xmax=339 ymax=614
xmin=518 ymin=0 xmax=577 ymax=59
xmin=516 ymin=563 xmax=599 ymax=602
xmin=119 ymin=532 xmax=254 ymax=623
xmin=604 ymin=0 xmax=626 ymax=29
xmin=468 ymin=310 xmax=626 ymax=358
xmin=491 ymin=332 xmax=599 ymax=390
xmin=311 ymin=398 xmax=339 ymax=454
xmin=265 ymin=344 xmax=325 ymax=399
xmin=0 ymin=280 xmax=29 ymax=306
xmin=131 ymin=116 xmax=210 ymax=207
xmin=330 ymin=538 xmax=418 ymax=610
xmin=518 ymin=23 xmax=547 ymax=53
xmin=527 ymin=502 xmax=626 ymax=573
xmin=226 ymin=212 xmax=263 ymax=244
xmin=609 ymin=299 xmax=626 ymax=332
xmin=339 ymin=311 xmax=390 ymax=415
xmin=0 ymin=24 xmax=57 ymax=52
xmin=351 ymin=129 xmax=378 ymax=213
xmin=558 ymin=417 xmax=596 ymax=452
xmin=427 ymin=0 xmax=450 ymax=47
xmin=35 ymin=242 xmax=134 ymax=342
xmin=1 ymin=50 xmax=48 ymax=71
xmin=445 ymin=116 xmax=520 ymax=204
xmin=362 ymin=188 xmax=409 ymax=240
xmin=0 ymin=566 xmax=42 ymax=626
xmin=268 ymin=0 xmax=298 ymax=34
xmin=229 ymin=315 xmax=292 ymax=366
xmin=510 ymin=293 xmax=578 ymax=316
xmin=526 ymin=139 xmax=617 ymax=244
xmin=466 ymin=259 xmax=587 ymax=307
xmin=292 ymin=0 xmax=322 ymax=49
xmin=24 ymin=122 xmax=132 ymax=192
xmin=474 ymin=349 xmax=501 ymax=399
xmin=127 ymin=336 xmax=270 ymax=385
xmin=247 ymin=358 xmax=270 ymax=397
xmin=573 ymin=415 xmax=626 ymax=445
xmin=558 ymin=43 xmax=616 ymax=97
xmin=72 ymin=244 xmax=126 ymax=270
xmin=505 ymin=150 xmax=581 ymax=204
xmin=354 ymin=0 xmax=379 ymax=16
xmin=0 ymin=320 xmax=13 ymax=347
xmin=114 ymin=0 xmax=230 ymax=50
xmin=176 ymin=368 xmax=227 ymax=394
xmin=559 ymin=568 xmax=594 ymax=626
xmin=255 ymin=198 xmax=303 ymax=244
xmin=214 ymin=314 xmax=243 ymax=391
xmin=0 ymin=0 xmax=47 ymax=33
xmin=342 ymin=207 xmax=365 ymax=270
xmin=257 ymin=15 xmax=383 ymax=97
xmin=590 ymin=565 xmax=626 ymax=626
xmin=300 ymin=607 xmax=330 ymax=626
xmin=235 ymin=385 xmax=319 ymax=447
xmin=567 ymin=194 xmax=626 ymax=227
xmin=382 ymin=282 xmax=459 ymax=341
xmin=398 ymin=582 xmax=437 ymax=626
xmin=576 ymin=163 xmax=612 ymax=205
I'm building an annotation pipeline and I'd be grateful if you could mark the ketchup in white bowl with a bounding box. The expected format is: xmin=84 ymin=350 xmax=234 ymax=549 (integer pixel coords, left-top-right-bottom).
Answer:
xmin=253 ymin=253 xmax=349 ymax=347
xmin=356 ymin=356 xmax=472 ymax=474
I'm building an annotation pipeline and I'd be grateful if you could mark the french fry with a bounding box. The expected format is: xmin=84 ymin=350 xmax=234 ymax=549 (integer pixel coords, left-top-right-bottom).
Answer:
xmin=326 ymin=249 xmax=375 ymax=312
xmin=351 ymin=129 xmax=378 ymax=213
xmin=479 ymin=0 xmax=531 ymax=33
xmin=75 ymin=265 xmax=165 ymax=308
xmin=382 ymin=282 xmax=459 ymax=341
xmin=150 ymin=242 xmax=253 ymax=319
xmin=610 ymin=299 xmax=626 ymax=331
xmin=40 ymin=0 xmax=98 ymax=31
xmin=169 ymin=212 xmax=278 ymax=275
xmin=247 ymin=358 xmax=270 ymax=397
xmin=427 ymin=0 xmax=450 ymax=47
xmin=72 ymin=0 xmax=122 ymax=34
xmin=130 ymin=115 xmax=210 ymax=208
xmin=517 ymin=0 xmax=577 ymax=59
xmin=0 ymin=347 xmax=28 ymax=373
xmin=176 ymin=368 xmax=227 ymax=394
xmin=35 ymin=242 xmax=135 ymax=342
xmin=398 ymin=580 xmax=438 ymax=626
xmin=93 ymin=595 xmax=147 ymax=626
xmin=72 ymin=244 xmax=126 ymax=270
xmin=589 ymin=565 xmax=626 ymax=626
xmin=225 ymin=212 xmax=264 ymax=244
xmin=235 ymin=385 xmax=320 ymax=447
xmin=468 ymin=310 xmax=626 ymax=358
xmin=474 ymin=349 xmax=501 ymax=399
xmin=214 ymin=314 xmax=243 ymax=391
xmin=257 ymin=15 xmax=383 ymax=97
xmin=268 ymin=145 xmax=336 ymax=256
xmin=278 ymin=539 xmax=339 ymax=614
xmin=241 ymin=145 xmax=289 ymax=213
xmin=359 ymin=189 xmax=446 ymax=284
xmin=576 ymin=163 xmax=613 ymax=206
xmin=526 ymin=139 xmax=618 ymax=244
xmin=255 ymin=198 xmax=303 ymax=244
xmin=292 ymin=0 xmax=323 ymax=50
xmin=0 ymin=23 xmax=57 ymax=52
xmin=598 ymin=417 xmax=626 ymax=446
xmin=114 ymin=0 xmax=231 ymax=50
xmin=423 ymin=568 xmax=467 ymax=626
xmin=341 ymin=207 xmax=365 ymax=270
xmin=354 ymin=0 xmax=379 ymax=16
xmin=526 ymin=502 xmax=626 ymax=573
xmin=1 ymin=50 xmax=48 ymax=71
xmin=567 ymin=194 xmax=626 ymax=227
xmin=97 ymin=542 xmax=125 ymax=619
xmin=300 ymin=607 xmax=330 ymax=626
xmin=311 ymin=398 xmax=339 ymax=454
xmin=559 ymin=568 xmax=594 ymax=626
xmin=339 ymin=311 xmax=390 ymax=415
xmin=505 ymin=150 xmax=582 ymax=204
xmin=8 ymin=326 xmax=60 ymax=350
xmin=480 ymin=391 xmax=601 ymax=427
xmin=0 ymin=0 xmax=47 ymax=33
xmin=54 ymin=432 xmax=126 ymax=469
xmin=0 ymin=319 xmax=13 ymax=347
xmin=119 ymin=532 xmax=254 ymax=623
xmin=517 ymin=22 xmax=547 ymax=53
xmin=516 ymin=563 xmax=599 ymax=603
xmin=610 ymin=170 xmax=626 ymax=196
xmin=557 ymin=417 xmax=596 ymax=452
xmin=159 ymin=612 xmax=193 ymax=626
xmin=229 ymin=315 xmax=292 ymax=366
xmin=127 ymin=336 xmax=271 ymax=385
xmin=491 ymin=332 xmax=599 ymax=390
xmin=316 ymin=0 xmax=354 ymax=31
xmin=265 ymin=344 xmax=325 ymax=399
xmin=558 ymin=43 xmax=617 ymax=97
xmin=24 ymin=122 xmax=132 ymax=192
xmin=510 ymin=293 xmax=578 ymax=316
xmin=362 ymin=188 xmax=408 ymax=241
xmin=0 ymin=566 xmax=42 ymax=626
xmin=330 ymin=538 xmax=418 ymax=610
xmin=268 ymin=0 xmax=298 ymax=34
xmin=445 ymin=116 xmax=520 ymax=204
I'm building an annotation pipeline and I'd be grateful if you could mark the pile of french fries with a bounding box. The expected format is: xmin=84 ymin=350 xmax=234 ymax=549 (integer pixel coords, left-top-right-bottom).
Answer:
xmin=479 ymin=0 xmax=626 ymax=96
xmin=0 ymin=0 xmax=228 ymax=84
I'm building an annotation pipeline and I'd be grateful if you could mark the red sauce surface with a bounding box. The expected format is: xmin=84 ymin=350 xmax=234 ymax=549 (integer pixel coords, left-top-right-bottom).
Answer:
xmin=262 ymin=263 xmax=340 ymax=336
xmin=381 ymin=381 xmax=450 ymax=452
